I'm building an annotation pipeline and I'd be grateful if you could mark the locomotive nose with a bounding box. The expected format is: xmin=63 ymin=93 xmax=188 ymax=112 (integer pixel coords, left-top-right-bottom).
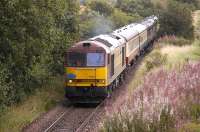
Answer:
xmin=66 ymin=67 xmax=107 ymax=87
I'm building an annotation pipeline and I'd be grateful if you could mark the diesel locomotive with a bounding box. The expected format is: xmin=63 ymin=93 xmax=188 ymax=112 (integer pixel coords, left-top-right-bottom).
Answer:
xmin=65 ymin=16 xmax=158 ymax=103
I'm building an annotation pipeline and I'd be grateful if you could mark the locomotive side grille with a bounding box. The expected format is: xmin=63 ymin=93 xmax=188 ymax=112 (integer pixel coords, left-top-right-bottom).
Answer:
xmin=95 ymin=38 xmax=113 ymax=47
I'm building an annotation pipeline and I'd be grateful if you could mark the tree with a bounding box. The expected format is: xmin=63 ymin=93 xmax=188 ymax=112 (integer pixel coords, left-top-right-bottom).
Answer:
xmin=175 ymin=0 xmax=200 ymax=10
xmin=110 ymin=9 xmax=141 ymax=28
xmin=159 ymin=0 xmax=194 ymax=39
xmin=88 ymin=0 xmax=114 ymax=16
xmin=0 ymin=0 xmax=79 ymax=110
xmin=116 ymin=0 xmax=155 ymax=17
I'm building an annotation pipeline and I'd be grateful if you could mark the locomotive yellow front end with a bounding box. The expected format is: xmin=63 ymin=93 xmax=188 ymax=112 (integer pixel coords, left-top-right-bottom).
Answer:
xmin=65 ymin=42 xmax=109 ymax=103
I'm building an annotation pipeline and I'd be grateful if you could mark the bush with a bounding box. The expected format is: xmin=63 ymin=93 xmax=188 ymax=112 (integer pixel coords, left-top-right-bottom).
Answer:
xmin=101 ymin=107 xmax=175 ymax=132
xmin=110 ymin=9 xmax=141 ymax=29
xmin=88 ymin=0 xmax=114 ymax=16
xmin=145 ymin=51 xmax=167 ymax=71
xmin=0 ymin=64 xmax=14 ymax=113
xmin=116 ymin=0 xmax=155 ymax=17
xmin=157 ymin=36 xmax=192 ymax=46
xmin=189 ymin=104 xmax=200 ymax=122
xmin=101 ymin=113 xmax=149 ymax=132
xmin=44 ymin=100 xmax=57 ymax=111
xmin=175 ymin=0 xmax=200 ymax=10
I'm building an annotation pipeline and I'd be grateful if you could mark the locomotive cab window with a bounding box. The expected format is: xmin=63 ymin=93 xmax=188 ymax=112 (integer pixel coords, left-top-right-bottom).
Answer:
xmin=67 ymin=52 xmax=85 ymax=67
xmin=67 ymin=52 xmax=105 ymax=67
xmin=87 ymin=53 xmax=105 ymax=67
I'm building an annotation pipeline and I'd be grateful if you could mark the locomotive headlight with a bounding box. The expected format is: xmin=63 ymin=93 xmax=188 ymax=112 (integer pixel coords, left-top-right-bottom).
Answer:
xmin=96 ymin=79 xmax=105 ymax=84
xmin=68 ymin=80 xmax=73 ymax=83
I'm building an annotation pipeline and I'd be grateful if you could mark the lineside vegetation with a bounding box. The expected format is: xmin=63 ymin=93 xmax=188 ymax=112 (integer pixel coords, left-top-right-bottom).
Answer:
xmin=101 ymin=0 xmax=200 ymax=130
xmin=0 ymin=0 xmax=200 ymax=131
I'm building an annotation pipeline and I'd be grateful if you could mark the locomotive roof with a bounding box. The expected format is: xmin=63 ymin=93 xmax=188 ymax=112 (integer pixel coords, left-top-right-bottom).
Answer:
xmin=91 ymin=34 xmax=125 ymax=51
xmin=70 ymin=40 xmax=111 ymax=53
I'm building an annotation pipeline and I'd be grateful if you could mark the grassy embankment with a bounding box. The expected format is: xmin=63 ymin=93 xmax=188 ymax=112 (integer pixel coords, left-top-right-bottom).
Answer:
xmin=126 ymin=10 xmax=200 ymax=93
xmin=127 ymin=38 xmax=200 ymax=94
xmin=0 ymin=77 xmax=64 ymax=132
xmin=128 ymin=10 xmax=200 ymax=93
xmin=101 ymin=10 xmax=200 ymax=132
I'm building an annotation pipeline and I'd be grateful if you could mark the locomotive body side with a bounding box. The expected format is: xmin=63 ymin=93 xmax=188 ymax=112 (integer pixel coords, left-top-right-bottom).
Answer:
xmin=65 ymin=35 xmax=126 ymax=103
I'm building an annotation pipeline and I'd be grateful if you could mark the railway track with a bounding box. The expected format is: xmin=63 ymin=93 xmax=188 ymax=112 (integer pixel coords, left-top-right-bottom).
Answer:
xmin=43 ymin=101 xmax=105 ymax=132
xmin=43 ymin=43 xmax=155 ymax=132
xmin=23 ymin=42 xmax=155 ymax=132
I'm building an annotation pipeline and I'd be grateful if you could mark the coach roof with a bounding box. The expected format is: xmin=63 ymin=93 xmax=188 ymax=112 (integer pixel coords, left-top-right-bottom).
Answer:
xmin=112 ymin=24 xmax=139 ymax=41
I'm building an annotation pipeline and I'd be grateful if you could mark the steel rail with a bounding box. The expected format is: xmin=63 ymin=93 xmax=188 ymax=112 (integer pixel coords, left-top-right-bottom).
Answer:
xmin=44 ymin=106 xmax=74 ymax=132
xmin=75 ymin=101 xmax=105 ymax=132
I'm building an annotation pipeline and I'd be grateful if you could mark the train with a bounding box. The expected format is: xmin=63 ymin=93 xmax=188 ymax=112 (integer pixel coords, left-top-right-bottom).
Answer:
xmin=65 ymin=16 xmax=158 ymax=103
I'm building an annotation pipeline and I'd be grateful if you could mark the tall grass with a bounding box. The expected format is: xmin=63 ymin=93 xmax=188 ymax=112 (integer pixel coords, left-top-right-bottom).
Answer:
xmin=101 ymin=62 xmax=200 ymax=132
xmin=0 ymin=76 xmax=64 ymax=132
xmin=126 ymin=37 xmax=200 ymax=119
xmin=154 ymin=36 xmax=200 ymax=68
xmin=193 ymin=10 xmax=200 ymax=39
xmin=157 ymin=35 xmax=192 ymax=46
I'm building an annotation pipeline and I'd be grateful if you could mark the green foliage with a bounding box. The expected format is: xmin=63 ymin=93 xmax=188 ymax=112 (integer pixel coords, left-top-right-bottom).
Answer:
xmin=88 ymin=0 xmax=114 ymax=16
xmin=167 ymin=37 xmax=191 ymax=46
xmin=0 ymin=76 xmax=64 ymax=132
xmin=175 ymin=0 xmax=200 ymax=9
xmin=189 ymin=104 xmax=200 ymax=122
xmin=116 ymin=0 xmax=195 ymax=39
xmin=110 ymin=9 xmax=142 ymax=28
xmin=145 ymin=51 xmax=168 ymax=71
xmin=159 ymin=0 xmax=194 ymax=39
xmin=0 ymin=0 xmax=79 ymax=111
xmin=158 ymin=36 xmax=192 ymax=46
xmin=116 ymin=0 xmax=155 ymax=17
xmin=79 ymin=10 xmax=113 ymax=39
xmin=44 ymin=99 xmax=57 ymax=111
xmin=0 ymin=64 xmax=14 ymax=111
xmin=100 ymin=113 xmax=149 ymax=132
xmin=101 ymin=107 xmax=175 ymax=132
xmin=180 ymin=123 xmax=200 ymax=132
xmin=159 ymin=107 xmax=175 ymax=132
xmin=80 ymin=0 xmax=141 ymax=39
